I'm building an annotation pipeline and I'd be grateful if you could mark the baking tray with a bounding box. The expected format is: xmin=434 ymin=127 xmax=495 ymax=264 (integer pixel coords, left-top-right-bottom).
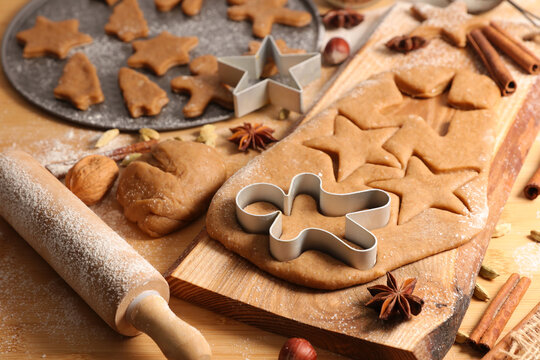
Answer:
xmin=1 ymin=0 xmax=323 ymax=131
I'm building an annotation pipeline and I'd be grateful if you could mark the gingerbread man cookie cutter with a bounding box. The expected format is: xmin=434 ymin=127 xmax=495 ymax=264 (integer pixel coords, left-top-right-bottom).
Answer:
xmin=235 ymin=173 xmax=391 ymax=270
xmin=218 ymin=36 xmax=321 ymax=117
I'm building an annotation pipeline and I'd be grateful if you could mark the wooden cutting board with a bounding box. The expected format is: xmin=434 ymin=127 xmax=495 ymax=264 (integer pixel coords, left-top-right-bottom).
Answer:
xmin=166 ymin=4 xmax=540 ymax=359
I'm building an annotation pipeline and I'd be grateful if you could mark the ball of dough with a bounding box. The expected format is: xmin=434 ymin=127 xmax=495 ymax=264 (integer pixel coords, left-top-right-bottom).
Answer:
xmin=117 ymin=140 xmax=226 ymax=237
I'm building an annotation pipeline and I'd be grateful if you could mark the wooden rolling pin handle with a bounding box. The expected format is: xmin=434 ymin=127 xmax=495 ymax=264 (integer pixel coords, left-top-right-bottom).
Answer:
xmin=127 ymin=291 xmax=212 ymax=360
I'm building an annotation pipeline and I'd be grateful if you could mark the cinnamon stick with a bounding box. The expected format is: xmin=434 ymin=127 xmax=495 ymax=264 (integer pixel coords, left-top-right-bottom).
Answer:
xmin=481 ymin=301 xmax=540 ymax=360
xmin=483 ymin=23 xmax=540 ymax=75
xmin=524 ymin=164 xmax=540 ymax=200
xmin=470 ymin=274 xmax=531 ymax=352
xmin=467 ymin=29 xmax=516 ymax=96
xmin=45 ymin=139 xmax=158 ymax=178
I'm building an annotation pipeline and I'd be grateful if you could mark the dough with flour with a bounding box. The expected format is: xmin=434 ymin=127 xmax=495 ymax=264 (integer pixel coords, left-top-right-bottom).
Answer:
xmin=118 ymin=140 xmax=226 ymax=237
xmin=206 ymin=67 xmax=497 ymax=290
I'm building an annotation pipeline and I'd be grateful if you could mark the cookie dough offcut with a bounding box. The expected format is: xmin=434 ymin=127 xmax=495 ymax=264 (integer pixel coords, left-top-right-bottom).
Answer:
xmin=118 ymin=67 xmax=169 ymax=118
xmin=16 ymin=16 xmax=92 ymax=59
xmin=117 ymin=140 xmax=227 ymax=237
xmin=54 ymin=53 xmax=104 ymax=111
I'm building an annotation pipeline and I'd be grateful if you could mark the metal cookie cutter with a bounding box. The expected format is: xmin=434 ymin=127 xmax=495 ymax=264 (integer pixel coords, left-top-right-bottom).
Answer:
xmin=218 ymin=36 xmax=321 ymax=118
xmin=235 ymin=173 xmax=391 ymax=270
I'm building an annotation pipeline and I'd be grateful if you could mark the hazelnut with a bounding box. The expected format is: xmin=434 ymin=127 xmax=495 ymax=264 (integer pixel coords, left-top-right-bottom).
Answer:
xmin=278 ymin=338 xmax=317 ymax=360
xmin=322 ymin=37 xmax=350 ymax=65
xmin=65 ymin=155 xmax=119 ymax=205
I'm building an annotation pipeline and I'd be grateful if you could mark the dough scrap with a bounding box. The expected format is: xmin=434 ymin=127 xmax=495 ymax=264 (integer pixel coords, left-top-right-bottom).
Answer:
xmin=154 ymin=0 xmax=204 ymax=16
xmin=227 ymin=0 xmax=312 ymax=38
xmin=245 ymin=39 xmax=305 ymax=78
xmin=410 ymin=1 xmax=486 ymax=48
xmin=117 ymin=140 xmax=227 ymax=237
xmin=16 ymin=16 xmax=92 ymax=59
xmin=448 ymin=70 xmax=501 ymax=110
xmin=127 ymin=31 xmax=198 ymax=76
xmin=118 ymin=67 xmax=169 ymax=118
xmin=105 ymin=0 xmax=148 ymax=42
xmin=206 ymin=67 xmax=495 ymax=290
xmin=54 ymin=53 xmax=104 ymax=111
xmin=171 ymin=55 xmax=233 ymax=118
xmin=394 ymin=66 xmax=455 ymax=98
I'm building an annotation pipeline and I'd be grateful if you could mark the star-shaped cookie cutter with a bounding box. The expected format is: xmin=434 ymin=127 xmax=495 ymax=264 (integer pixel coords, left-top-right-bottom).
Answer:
xmin=218 ymin=36 xmax=321 ymax=117
xmin=235 ymin=173 xmax=391 ymax=270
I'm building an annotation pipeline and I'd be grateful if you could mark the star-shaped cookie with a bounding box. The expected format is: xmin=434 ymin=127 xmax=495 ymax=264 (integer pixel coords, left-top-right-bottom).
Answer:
xmin=170 ymin=55 xmax=233 ymax=118
xmin=127 ymin=32 xmax=198 ymax=76
xmin=227 ymin=0 xmax=312 ymax=38
xmin=245 ymin=38 xmax=305 ymax=78
xmin=409 ymin=1 xmax=486 ymax=47
xmin=154 ymin=0 xmax=204 ymax=16
xmin=369 ymin=156 xmax=477 ymax=224
xmin=54 ymin=53 xmax=104 ymax=111
xmin=105 ymin=0 xmax=149 ymax=42
xmin=118 ymin=67 xmax=169 ymax=118
xmin=16 ymin=16 xmax=92 ymax=59
xmin=304 ymin=115 xmax=400 ymax=182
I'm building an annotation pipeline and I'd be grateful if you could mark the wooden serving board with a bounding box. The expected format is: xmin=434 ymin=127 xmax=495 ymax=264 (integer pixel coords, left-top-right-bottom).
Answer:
xmin=166 ymin=4 xmax=540 ymax=359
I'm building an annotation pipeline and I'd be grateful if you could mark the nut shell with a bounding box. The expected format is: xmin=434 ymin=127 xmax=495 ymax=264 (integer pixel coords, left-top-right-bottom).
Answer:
xmin=65 ymin=155 xmax=119 ymax=205
xmin=278 ymin=338 xmax=317 ymax=360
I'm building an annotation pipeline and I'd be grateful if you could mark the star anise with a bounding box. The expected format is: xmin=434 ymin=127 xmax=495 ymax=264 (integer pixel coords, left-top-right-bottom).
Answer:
xmin=228 ymin=122 xmax=278 ymax=152
xmin=385 ymin=35 xmax=428 ymax=54
xmin=365 ymin=272 xmax=424 ymax=320
xmin=321 ymin=9 xmax=364 ymax=30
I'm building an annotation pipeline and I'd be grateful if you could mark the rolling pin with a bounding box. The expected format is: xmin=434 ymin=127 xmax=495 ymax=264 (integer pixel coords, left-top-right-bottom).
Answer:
xmin=0 ymin=150 xmax=211 ymax=360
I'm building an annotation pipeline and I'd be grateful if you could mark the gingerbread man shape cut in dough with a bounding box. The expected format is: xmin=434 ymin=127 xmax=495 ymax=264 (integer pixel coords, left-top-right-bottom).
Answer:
xmin=170 ymin=55 xmax=234 ymax=118
xmin=227 ymin=0 xmax=312 ymax=38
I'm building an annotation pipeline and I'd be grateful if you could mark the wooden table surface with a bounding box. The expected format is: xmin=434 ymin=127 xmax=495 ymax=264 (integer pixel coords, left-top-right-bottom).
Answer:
xmin=0 ymin=0 xmax=539 ymax=359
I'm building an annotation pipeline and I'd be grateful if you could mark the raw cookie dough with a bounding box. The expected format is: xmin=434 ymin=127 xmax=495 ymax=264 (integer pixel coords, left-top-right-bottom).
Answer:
xmin=117 ymin=140 xmax=227 ymax=237
xmin=154 ymin=0 xmax=204 ymax=16
xmin=54 ymin=53 xmax=104 ymax=110
xmin=171 ymin=55 xmax=234 ymax=118
xmin=206 ymin=67 xmax=496 ymax=290
xmin=448 ymin=70 xmax=501 ymax=109
xmin=127 ymin=32 xmax=198 ymax=76
xmin=105 ymin=0 xmax=148 ymax=42
xmin=410 ymin=1 xmax=486 ymax=48
xmin=118 ymin=67 xmax=169 ymax=118
xmin=227 ymin=0 xmax=312 ymax=38
xmin=16 ymin=16 xmax=92 ymax=59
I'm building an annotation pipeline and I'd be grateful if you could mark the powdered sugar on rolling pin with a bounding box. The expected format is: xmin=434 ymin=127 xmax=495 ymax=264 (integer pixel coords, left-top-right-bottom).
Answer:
xmin=0 ymin=153 xmax=165 ymax=335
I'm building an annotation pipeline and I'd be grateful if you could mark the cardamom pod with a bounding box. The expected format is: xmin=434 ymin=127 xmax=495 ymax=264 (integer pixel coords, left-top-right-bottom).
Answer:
xmin=491 ymin=223 xmax=511 ymax=238
xmin=120 ymin=153 xmax=142 ymax=167
xmin=196 ymin=124 xmax=217 ymax=147
xmin=454 ymin=331 xmax=469 ymax=344
xmin=479 ymin=264 xmax=500 ymax=280
xmin=474 ymin=283 xmax=490 ymax=301
xmin=278 ymin=108 xmax=290 ymax=120
xmin=139 ymin=128 xmax=160 ymax=142
xmin=95 ymin=128 xmax=120 ymax=148
xmin=530 ymin=230 xmax=540 ymax=242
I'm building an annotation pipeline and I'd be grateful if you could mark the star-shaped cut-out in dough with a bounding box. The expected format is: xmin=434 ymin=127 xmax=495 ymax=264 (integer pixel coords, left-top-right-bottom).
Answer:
xmin=16 ymin=16 xmax=92 ymax=59
xmin=369 ymin=156 xmax=477 ymax=224
xmin=105 ymin=0 xmax=149 ymax=42
xmin=227 ymin=0 xmax=312 ymax=38
xmin=118 ymin=67 xmax=169 ymax=118
xmin=171 ymin=55 xmax=234 ymax=118
xmin=303 ymin=115 xmax=400 ymax=182
xmin=154 ymin=0 xmax=203 ymax=16
xmin=409 ymin=1 xmax=486 ymax=48
xmin=127 ymin=32 xmax=198 ymax=76
xmin=54 ymin=53 xmax=104 ymax=111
